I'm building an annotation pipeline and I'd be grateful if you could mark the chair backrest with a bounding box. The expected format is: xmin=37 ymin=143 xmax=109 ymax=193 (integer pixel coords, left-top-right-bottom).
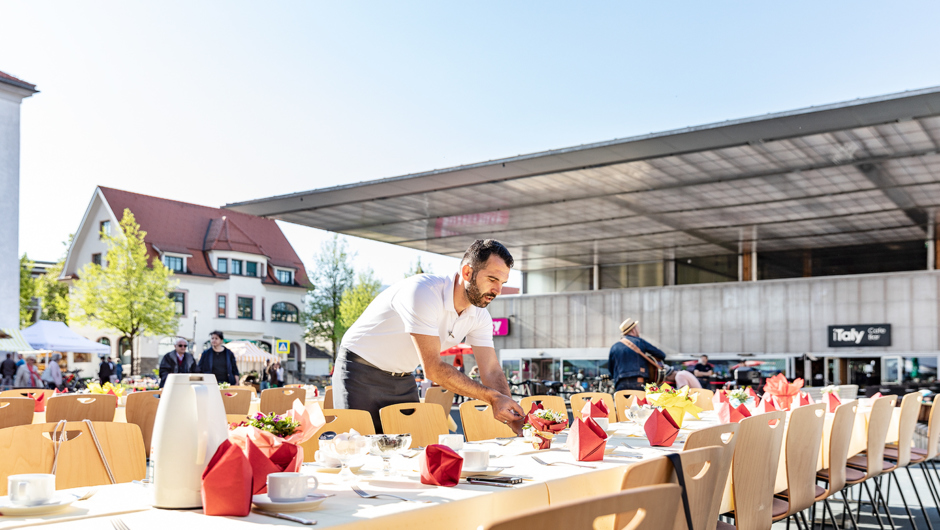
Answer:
xmin=0 ymin=388 xmax=54 ymax=400
xmin=459 ymin=400 xmax=516 ymax=441
xmin=301 ymin=408 xmax=376 ymax=459
xmin=124 ymin=390 xmax=161 ymax=457
xmin=731 ymin=411 xmax=787 ymax=530
xmin=927 ymin=398 xmax=940 ymax=460
xmin=862 ymin=395 xmax=897 ymax=480
xmin=219 ymin=389 xmax=252 ymax=415
xmin=487 ymin=484 xmax=681 ymax=530
xmin=228 ymin=385 xmax=257 ymax=397
xmin=323 ymin=387 xmax=333 ymax=409
xmin=379 ymin=403 xmax=448 ymax=448
xmin=259 ymin=387 xmax=306 ymax=415
xmin=520 ymin=395 xmax=567 ymax=418
xmin=423 ymin=387 xmax=454 ymax=419
xmin=614 ymin=390 xmax=646 ymax=422
xmin=683 ymin=422 xmax=739 ymax=530
xmin=826 ymin=400 xmax=858 ymax=493
xmin=0 ymin=421 xmax=146 ymax=495
xmin=0 ymin=397 xmax=34 ymax=430
xmin=46 ymin=394 xmax=117 ymax=423
xmin=783 ymin=403 xmax=826 ymax=516
xmin=570 ymin=392 xmax=617 ymax=422
xmin=894 ymin=392 xmax=922 ymax=468
xmin=691 ymin=389 xmax=715 ymax=412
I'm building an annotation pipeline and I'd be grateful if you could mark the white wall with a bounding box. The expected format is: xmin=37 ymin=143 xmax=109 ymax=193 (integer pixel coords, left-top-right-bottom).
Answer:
xmin=0 ymin=83 xmax=35 ymax=329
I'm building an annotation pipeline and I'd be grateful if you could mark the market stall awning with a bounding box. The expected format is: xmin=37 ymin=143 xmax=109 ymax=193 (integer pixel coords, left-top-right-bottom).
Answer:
xmin=0 ymin=328 xmax=34 ymax=352
xmin=19 ymin=321 xmax=110 ymax=354
xmin=228 ymin=341 xmax=280 ymax=363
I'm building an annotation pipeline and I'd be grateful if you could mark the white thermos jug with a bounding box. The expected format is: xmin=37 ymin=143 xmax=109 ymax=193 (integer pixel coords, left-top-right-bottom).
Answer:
xmin=151 ymin=373 xmax=228 ymax=509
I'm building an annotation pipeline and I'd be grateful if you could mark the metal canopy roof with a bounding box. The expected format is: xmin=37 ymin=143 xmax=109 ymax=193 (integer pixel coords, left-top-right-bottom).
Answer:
xmin=226 ymin=87 xmax=940 ymax=271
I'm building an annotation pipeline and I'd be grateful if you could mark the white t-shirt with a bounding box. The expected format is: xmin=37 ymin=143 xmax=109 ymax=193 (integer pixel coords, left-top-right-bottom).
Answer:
xmin=340 ymin=272 xmax=495 ymax=373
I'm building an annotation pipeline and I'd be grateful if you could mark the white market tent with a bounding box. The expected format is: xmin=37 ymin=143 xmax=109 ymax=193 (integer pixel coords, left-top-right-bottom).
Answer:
xmin=20 ymin=320 xmax=110 ymax=355
xmin=227 ymin=340 xmax=280 ymax=377
xmin=0 ymin=328 xmax=34 ymax=352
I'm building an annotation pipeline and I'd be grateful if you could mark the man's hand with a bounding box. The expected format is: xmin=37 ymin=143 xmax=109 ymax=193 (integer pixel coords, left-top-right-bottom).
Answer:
xmin=489 ymin=393 xmax=525 ymax=435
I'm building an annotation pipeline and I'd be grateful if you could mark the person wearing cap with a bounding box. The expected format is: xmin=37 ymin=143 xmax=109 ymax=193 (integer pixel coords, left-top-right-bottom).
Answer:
xmin=608 ymin=318 xmax=666 ymax=391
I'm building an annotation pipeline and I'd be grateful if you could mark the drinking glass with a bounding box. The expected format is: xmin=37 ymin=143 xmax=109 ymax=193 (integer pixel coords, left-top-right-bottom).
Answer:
xmin=367 ymin=434 xmax=412 ymax=476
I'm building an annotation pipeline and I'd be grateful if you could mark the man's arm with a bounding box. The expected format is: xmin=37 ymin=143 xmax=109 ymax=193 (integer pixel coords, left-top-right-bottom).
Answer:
xmin=412 ymin=334 xmax=525 ymax=433
xmin=640 ymin=339 xmax=667 ymax=361
xmin=158 ymin=354 xmax=171 ymax=379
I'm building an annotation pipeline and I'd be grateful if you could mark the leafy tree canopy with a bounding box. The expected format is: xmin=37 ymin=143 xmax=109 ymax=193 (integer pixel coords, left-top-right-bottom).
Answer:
xmin=301 ymin=234 xmax=354 ymax=357
xmin=339 ymin=269 xmax=382 ymax=331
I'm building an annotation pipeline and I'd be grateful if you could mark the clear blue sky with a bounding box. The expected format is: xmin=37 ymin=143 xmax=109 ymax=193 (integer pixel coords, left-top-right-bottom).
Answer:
xmin=3 ymin=1 xmax=940 ymax=285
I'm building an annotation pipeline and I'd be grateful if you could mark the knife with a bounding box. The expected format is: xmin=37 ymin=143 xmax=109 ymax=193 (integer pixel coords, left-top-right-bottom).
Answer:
xmin=253 ymin=509 xmax=317 ymax=525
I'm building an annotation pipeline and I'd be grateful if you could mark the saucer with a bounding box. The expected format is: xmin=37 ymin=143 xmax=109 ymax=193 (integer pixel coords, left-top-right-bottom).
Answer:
xmin=305 ymin=462 xmax=364 ymax=474
xmin=459 ymin=467 xmax=504 ymax=478
xmin=252 ymin=493 xmax=332 ymax=512
xmin=0 ymin=494 xmax=78 ymax=516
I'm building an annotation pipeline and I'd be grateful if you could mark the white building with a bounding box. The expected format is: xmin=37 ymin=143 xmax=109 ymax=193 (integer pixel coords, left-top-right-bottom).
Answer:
xmin=61 ymin=187 xmax=308 ymax=377
xmin=0 ymin=70 xmax=37 ymax=330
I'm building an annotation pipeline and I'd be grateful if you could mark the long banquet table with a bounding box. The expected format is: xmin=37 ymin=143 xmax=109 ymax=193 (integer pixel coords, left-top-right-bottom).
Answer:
xmin=4 ymin=401 xmax=903 ymax=530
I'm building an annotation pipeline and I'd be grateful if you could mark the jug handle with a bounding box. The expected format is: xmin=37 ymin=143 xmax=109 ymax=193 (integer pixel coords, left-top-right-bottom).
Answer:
xmin=193 ymin=384 xmax=209 ymax=467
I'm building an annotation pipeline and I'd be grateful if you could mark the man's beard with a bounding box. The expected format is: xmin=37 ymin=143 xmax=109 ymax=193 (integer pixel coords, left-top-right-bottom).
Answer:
xmin=464 ymin=271 xmax=495 ymax=308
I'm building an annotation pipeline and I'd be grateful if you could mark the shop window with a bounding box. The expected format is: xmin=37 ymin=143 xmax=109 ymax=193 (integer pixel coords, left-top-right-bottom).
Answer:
xmin=271 ymin=302 xmax=299 ymax=323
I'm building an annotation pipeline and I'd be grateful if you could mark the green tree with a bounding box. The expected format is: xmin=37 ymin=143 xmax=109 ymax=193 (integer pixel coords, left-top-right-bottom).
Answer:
xmin=301 ymin=234 xmax=354 ymax=358
xmin=72 ymin=209 xmax=179 ymax=374
xmin=19 ymin=254 xmax=37 ymax=327
xmin=339 ymin=269 xmax=382 ymax=330
xmin=36 ymin=259 xmax=70 ymax=324
xmin=405 ymin=256 xmax=431 ymax=277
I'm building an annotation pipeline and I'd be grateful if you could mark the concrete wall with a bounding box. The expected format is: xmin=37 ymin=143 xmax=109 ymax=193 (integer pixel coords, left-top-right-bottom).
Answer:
xmin=488 ymin=270 xmax=940 ymax=356
xmin=0 ymin=84 xmax=33 ymax=329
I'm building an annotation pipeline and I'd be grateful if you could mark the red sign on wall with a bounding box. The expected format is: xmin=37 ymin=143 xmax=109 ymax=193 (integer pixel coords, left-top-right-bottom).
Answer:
xmin=493 ymin=318 xmax=510 ymax=336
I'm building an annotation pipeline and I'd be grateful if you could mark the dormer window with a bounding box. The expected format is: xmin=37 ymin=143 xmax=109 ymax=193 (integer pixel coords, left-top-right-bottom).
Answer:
xmin=276 ymin=269 xmax=293 ymax=284
xmin=217 ymin=258 xmax=228 ymax=274
xmin=163 ymin=255 xmax=184 ymax=272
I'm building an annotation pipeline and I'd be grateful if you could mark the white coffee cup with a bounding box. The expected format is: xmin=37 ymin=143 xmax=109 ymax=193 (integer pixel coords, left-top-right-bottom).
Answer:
xmin=438 ymin=434 xmax=464 ymax=451
xmin=593 ymin=417 xmax=609 ymax=431
xmin=459 ymin=447 xmax=490 ymax=471
xmin=7 ymin=474 xmax=55 ymax=507
xmin=266 ymin=472 xmax=319 ymax=503
xmin=314 ymin=450 xmax=342 ymax=467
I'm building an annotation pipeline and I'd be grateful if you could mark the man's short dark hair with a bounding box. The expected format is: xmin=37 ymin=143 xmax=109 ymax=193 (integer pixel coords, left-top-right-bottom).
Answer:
xmin=461 ymin=239 xmax=514 ymax=270
xmin=211 ymin=330 xmax=224 ymax=340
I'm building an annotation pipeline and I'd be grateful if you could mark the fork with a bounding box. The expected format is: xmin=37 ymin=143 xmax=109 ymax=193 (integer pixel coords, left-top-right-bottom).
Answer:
xmin=77 ymin=488 xmax=99 ymax=501
xmin=530 ymin=455 xmax=595 ymax=469
xmin=467 ymin=439 xmax=513 ymax=446
xmin=111 ymin=518 xmax=130 ymax=530
xmin=351 ymin=485 xmax=431 ymax=503
xmin=620 ymin=442 xmax=675 ymax=453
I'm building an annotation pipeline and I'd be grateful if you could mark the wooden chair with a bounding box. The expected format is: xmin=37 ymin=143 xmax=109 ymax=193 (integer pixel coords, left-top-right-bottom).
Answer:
xmin=691 ymin=388 xmax=715 ymax=411
xmin=228 ymin=385 xmax=257 ymax=397
xmin=880 ymin=392 xmax=932 ymax=526
xmin=772 ymin=403 xmax=826 ymax=528
xmin=219 ymin=389 xmax=252 ymax=415
xmin=845 ymin=395 xmax=898 ymax=527
xmin=683 ymin=422 xmax=739 ymax=530
xmin=0 ymin=397 xmax=34 ymax=429
xmin=816 ymin=401 xmax=860 ymax=530
xmin=520 ymin=395 xmax=567 ymax=418
xmin=615 ymin=390 xmax=646 ymax=422
xmin=0 ymin=388 xmax=54 ymax=400
xmin=259 ymin=387 xmax=306 ymax=415
xmin=301 ymin=408 xmax=376 ymax=459
xmin=379 ymin=403 xmax=448 ymax=448
xmin=323 ymin=387 xmax=333 ymax=409
xmin=570 ymin=392 xmax=616 ymax=422
xmin=46 ymin=394 xmax=117 ymax=423
xmin=459 ymin=400 xmax=516 ymax=441
xmin=0 ymin=421 xmax=146 ymax=495
xmin=124 ymin=390 xmax=161 ymax=457
xmin=424 ymin=386 xmax=454 ymax=418
xmin=724 ymin=411 xmax=787 ymax=530
xmin=487 ymin=484 xmax=682 ymax=530
xmin=885 ymin=397 xmax=940 ymax=511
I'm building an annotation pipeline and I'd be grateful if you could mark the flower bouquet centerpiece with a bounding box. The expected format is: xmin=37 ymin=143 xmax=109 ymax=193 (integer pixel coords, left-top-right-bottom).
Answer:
xmin=728 ymin=387 xmax=756 ymax=409
xmin=228 ymin=399 xmax=326 ymax=494
xmin=524 ymin=403 xmax=568 ymax=450
xmin=821 ymin=385 xmax=841 ymax=413
xmin=86 ymin=381 xmax=129 ymax=405
xmin=644 ymin=383 xmax=702 ymax=428
xmin=763 ymin=373 xmax=804 ymax=411
xmin=219 ymin=382 xmax=231 ymax=389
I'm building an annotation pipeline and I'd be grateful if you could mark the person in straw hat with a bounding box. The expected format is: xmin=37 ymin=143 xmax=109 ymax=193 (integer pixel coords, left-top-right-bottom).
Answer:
xmin=608 ymin=318 xmax=666 ymax=392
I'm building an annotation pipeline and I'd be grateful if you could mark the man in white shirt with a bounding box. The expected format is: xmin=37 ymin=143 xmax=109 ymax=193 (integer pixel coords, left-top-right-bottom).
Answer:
xmin=334 ymin=239 xmax=525 ymax=434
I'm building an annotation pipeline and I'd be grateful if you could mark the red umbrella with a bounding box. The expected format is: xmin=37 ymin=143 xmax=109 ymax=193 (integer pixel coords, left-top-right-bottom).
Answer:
xmin=440 ymin=343 xmax=473 ymax=369
xmin=730 ymin=360 xmax=765 ymax=370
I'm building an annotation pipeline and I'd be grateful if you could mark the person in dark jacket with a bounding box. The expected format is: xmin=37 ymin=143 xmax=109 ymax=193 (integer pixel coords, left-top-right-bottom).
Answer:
xmin=98 ymin=356 xmax=114 ymax=384
xmin=1 ymin=353 xmax=17 ymax=390
xmin=608 ymin=318 xmax=666 ymax=391
xmin=159 ymin=338 xmax=200 ymax=387
xmin=197 ymin=331 xmax=239 ymax=385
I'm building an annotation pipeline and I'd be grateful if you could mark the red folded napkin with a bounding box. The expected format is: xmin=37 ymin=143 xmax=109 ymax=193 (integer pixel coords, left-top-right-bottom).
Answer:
xmin=644 ymin=408 xmax=679 ymax=446
xmin=245 ymin=438 xmax=301 ymax=494
xmin=712 ymin=391 xmax=729 ymax=407
xmin=763 ymin=373 xmax=803 ymax=411
xmin=757 ymin=396 xmax=778 ymax=413
xmin=580 ymin=399 xmax=609 ymax=420
xmin=871 ymin=392 xmax=883 ymax=399
xmin=420 ymin=444 xmax=463 ymax=487
xmin=568 ymin=416 xmax=608 ymax=461
xmin=54 ymin=388 xmax=68 ymax=394
xmin=823 ymin=392 xmax=841 ymax=413
xmin=526 ymin=403 xmax=567 ymax=450
xmin=799 ymin=392 xmax=814 ymax=406
xmin=746 ymin=387 xmax=758 ymax=401
xmin=202 ymin=440 xmax=252 ymax=516
xmin=32 ymin=392 xmax=46 ymax=412
xmin=635 ymin=396 xmax=648 ymax=407
xmin=717 ymin=402 xmax=751 ymax=424
xmin=107 ymin=389 xmax=116 ymax=396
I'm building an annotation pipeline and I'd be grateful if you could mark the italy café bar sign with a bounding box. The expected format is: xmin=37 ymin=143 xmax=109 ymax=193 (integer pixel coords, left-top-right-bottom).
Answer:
xmin=828 ymin=324 xmax=891 ymax=347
